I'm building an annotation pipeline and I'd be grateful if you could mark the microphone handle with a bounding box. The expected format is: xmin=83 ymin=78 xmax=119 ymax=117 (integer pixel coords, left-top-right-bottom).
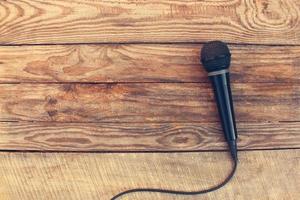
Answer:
xmin=209 ymin=72 xmax=238 ymax=159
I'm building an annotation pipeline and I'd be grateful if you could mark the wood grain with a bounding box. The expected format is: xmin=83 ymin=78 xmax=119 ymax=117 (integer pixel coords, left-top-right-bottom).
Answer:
xmin=0 ymin=83 xmax=299 ymax=123
xmin=0 ymin=0 xmax=299 ymax=45
xmin=0 ymin=150 xmax=298 ymax=200
xmin=0 ymin=44 xmax=299 ymax=83
xmin=0 ymin=0 xmax=299 ymax=199
xmin=0 ymin=122 xmax=299 ymax=151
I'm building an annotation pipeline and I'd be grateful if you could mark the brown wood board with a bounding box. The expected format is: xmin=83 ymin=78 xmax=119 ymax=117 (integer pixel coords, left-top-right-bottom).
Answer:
xmin=0 ymin=122 xmax=299 ymax=151
xmin=0 ymin=44 xmax=299 ymax=83
xmin=0 ymin=150 xmax=298 ymax=200
xmin=0 ymin=83 xmax=299 ymax=123
xmin=0 ymin=0 xmax=299 ymax=44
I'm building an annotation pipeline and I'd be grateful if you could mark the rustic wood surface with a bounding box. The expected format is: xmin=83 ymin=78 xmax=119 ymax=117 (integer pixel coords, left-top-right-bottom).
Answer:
xmin=0 ymin=0 xmax=300 ymax=45
xmin=0 ymin=150 xmax=299 ymax=200
xmin=0 ymin=122 xmax=299 ymax=151
xmin=0 ymin=83 xmax=299 ymax=123
xmin=0 ymin=44 xmax=299 ymax=83
xmin=0 ymin=0 xmax=299 ymax=199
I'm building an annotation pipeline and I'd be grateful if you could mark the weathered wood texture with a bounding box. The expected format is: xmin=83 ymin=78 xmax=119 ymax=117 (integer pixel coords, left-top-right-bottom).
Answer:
xmin=0 ymin=83 xmax=299 ymax=122
xmin=0 ymin=0 xmax=299 ymax=199
xmin=0 ymin=0 xmax=300 ymax=45
xmin=0 ymin=44 xmax=299 ymax=83
xmin=0 ymin=150 xmax=298 ymax=200
xmin=0 ymin=122 xmax=299 ymax=151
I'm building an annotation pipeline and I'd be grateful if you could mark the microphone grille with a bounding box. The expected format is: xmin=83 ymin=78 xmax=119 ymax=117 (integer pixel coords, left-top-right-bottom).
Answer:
xmin=200 ymin=41 xmax=231 ymax=73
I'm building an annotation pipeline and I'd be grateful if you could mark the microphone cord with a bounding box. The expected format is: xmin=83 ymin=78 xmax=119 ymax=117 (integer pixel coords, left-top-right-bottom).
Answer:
xmin=110 ymin=151 xmax=238 ymax=200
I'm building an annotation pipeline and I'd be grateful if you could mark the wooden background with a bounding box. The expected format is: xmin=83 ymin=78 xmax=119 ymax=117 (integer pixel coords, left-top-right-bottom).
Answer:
xmin=0 ymin=0 xmax=299 ymax=199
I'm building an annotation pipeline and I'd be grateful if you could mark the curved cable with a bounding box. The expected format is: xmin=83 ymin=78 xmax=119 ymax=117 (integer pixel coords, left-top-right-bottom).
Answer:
xmin=111 ymin=153 xmax=238 ymax=200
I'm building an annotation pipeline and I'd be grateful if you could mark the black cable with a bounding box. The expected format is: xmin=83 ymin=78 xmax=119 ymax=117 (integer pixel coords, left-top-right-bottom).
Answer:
xmin=110 ymin=152 xmax=238 ymax=200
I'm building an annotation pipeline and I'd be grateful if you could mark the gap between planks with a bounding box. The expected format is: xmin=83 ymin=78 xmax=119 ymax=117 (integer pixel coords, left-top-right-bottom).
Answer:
xmin=1 ymin=42 xmax=300 ymax=47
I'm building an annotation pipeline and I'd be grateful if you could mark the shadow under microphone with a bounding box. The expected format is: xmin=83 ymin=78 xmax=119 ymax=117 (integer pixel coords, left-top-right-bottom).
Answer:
xmin=201 ymin=41 xmax=238 ymax=161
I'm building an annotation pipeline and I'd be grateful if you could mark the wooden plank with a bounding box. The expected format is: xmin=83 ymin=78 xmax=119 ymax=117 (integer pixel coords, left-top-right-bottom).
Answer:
xmin=0 ymin=0 xmax=299 ymax=45
xmin=0 ymin=122 xmax=299 ymax=151
xmin=0 ymin=150 xmax=298 ymax=200
xmin=0 ymin=44 xmax=299 ymax=83
xmin=0 ymin=83 xmax=299 ymax=123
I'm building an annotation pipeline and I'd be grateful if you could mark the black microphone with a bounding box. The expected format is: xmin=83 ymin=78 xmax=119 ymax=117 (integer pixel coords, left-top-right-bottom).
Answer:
xmin=201 ymin=41 xmax=238 ymax=160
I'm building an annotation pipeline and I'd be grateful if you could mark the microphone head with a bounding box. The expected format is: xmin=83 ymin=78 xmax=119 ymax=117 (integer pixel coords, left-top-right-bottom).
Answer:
xmin=200 ymin=41 xmax=231 ymax=73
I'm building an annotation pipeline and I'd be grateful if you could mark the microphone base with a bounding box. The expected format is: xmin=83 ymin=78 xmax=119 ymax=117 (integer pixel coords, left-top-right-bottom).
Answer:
xmin=228 ymin=140 xmax=238 ymax=161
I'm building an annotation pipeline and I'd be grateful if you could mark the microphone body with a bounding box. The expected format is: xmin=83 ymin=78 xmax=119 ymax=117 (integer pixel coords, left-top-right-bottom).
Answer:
xmin=201 ymin=41 xmax=238 ymax=160
xmin=209 ymin=71 xmax=237 ymax=160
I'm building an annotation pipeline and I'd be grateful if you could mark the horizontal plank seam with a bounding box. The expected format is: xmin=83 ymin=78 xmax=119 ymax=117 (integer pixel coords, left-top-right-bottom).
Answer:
xmin=0 ymin=80 xmax=300 ymax=85
xmin=0 ymin=148 xmax=298 ymax=154
xmin=1 ymin=120 xmax=298 ymax=123
xmin=279 ymin=121 xmax=300 ymax=123
xmin=0 ymin=81 xmax=299 ymax=85
xmin=1 ymin=42 xmax=300 ymax=47
xmin=0 ymin=120 xmax=300 ymax=125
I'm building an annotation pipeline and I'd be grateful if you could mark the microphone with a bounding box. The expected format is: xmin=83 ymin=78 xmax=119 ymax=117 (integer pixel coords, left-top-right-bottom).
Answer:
xmin=200 ymin=41 xmax=238 ymax=160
